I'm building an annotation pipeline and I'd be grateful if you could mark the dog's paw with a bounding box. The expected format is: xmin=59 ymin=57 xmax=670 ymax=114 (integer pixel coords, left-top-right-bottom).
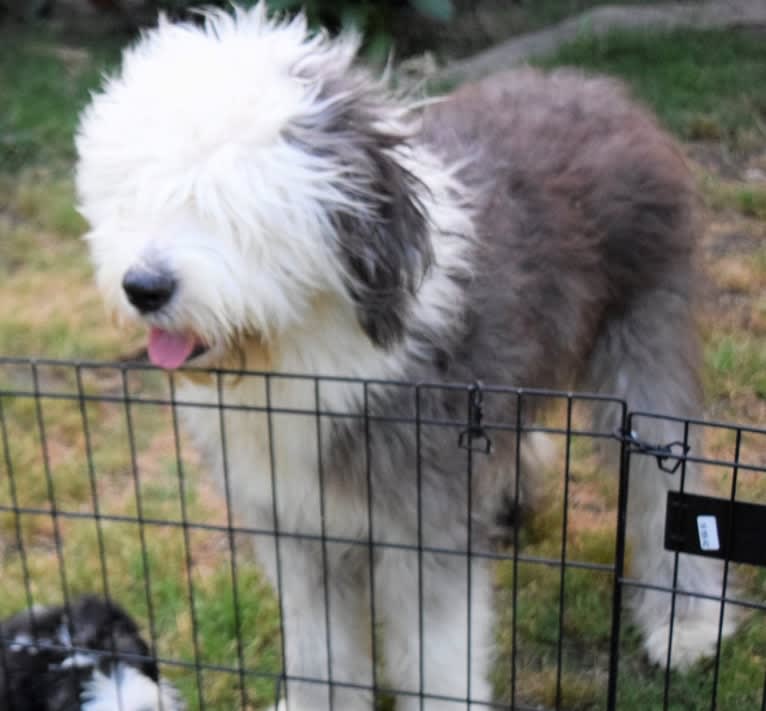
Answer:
xmin=643 ymin=603 xmax=738 ymax=670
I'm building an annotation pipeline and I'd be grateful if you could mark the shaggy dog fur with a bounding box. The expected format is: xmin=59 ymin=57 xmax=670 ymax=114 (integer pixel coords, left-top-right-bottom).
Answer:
xmin=76 ymin=5 xmax=737 ymax=709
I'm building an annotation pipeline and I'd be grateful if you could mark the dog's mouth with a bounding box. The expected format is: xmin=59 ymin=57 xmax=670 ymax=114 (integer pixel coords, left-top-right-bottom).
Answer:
xmin=147 ymin=327 xmax=210 ymax=370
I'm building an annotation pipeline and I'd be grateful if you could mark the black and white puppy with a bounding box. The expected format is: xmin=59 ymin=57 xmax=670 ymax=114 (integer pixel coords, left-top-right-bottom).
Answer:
xmin=0 ymin=595 xmax=183 ymax=711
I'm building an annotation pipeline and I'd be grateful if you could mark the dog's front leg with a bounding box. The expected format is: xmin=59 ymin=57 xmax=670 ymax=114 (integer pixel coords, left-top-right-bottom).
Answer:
xmin=260 ymin=537 xmax=375 ymax=711
xmin=378 ymin=548 xmax=494 ymax=710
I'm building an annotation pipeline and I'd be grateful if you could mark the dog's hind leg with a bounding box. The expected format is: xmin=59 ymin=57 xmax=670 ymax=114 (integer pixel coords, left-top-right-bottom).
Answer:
xmin=377 ymin=548 xmax=493 ymax=710
xmin=585 ymin=288 xmax=739 ymax=669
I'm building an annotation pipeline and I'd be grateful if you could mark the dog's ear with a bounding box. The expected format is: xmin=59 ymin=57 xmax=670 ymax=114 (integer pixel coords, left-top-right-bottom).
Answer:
xmin=286 ymin=77 xmax=433 ymax=349
xmin=332 ymin=132 xmax=432 ymax=349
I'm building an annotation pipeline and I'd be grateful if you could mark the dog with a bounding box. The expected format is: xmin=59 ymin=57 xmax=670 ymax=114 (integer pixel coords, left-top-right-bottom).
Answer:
xmin=0 ymin=595 xmax=183 ymax=711
xmin=75 ymin=5 xmax=736 ymax=709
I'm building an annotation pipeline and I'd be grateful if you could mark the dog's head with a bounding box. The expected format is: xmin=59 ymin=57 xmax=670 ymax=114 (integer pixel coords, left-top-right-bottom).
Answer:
xmin=76 ymin=4 xmax=433 ymax=372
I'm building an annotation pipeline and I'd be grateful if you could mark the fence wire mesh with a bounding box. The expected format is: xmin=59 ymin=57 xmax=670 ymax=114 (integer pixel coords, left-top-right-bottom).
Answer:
xmin=0 ymin=357 xmax=763 ymax=711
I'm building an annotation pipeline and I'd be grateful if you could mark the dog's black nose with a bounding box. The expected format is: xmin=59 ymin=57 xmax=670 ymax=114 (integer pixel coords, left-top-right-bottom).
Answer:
xmin=122 ymin=267 xmax=176 ymax=313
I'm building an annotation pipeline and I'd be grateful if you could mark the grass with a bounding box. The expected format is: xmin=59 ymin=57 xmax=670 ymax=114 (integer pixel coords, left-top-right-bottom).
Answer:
xmin=706 ymin=334 xmax=766 ymax=401
xmin=0 ymin=29 xmax=133 ymax=360
xmin=536 ymin=28 xmax=766 ymax=154
xmin=0 ymin=27 xmax=122 ymax=172
xmin=0 ymin=20 xmax=764 ymax=711
xmin=700 ymin=175 xmax=766 ymax=222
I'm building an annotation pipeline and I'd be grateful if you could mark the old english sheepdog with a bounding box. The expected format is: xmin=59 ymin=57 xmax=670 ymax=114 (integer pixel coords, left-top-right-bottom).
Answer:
xmin=0 ymin=595 xmax=183 ymax=711
xmin=75 ymin=5 xmax=736 ymax=709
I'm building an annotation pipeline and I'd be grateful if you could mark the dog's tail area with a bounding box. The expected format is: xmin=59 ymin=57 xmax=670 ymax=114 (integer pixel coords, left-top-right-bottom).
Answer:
xmin=583 ymin=287 xmax=739 ymax=669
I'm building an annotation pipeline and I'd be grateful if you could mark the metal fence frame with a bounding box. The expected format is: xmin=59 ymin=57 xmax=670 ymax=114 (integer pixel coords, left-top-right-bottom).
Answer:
xmin=0 ymin=356 xmax=764 ymax=710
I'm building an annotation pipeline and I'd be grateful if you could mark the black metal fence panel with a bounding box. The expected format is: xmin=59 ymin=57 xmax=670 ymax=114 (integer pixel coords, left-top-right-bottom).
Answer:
xmin=0 ymin=357 xmax=763 ymax=710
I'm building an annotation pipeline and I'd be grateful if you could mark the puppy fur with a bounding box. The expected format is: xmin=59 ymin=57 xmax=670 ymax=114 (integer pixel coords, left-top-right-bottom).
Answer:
xmin=0 ymin=595 xmax=182 ymax=711
xmin=76 ymin=6 xmax=736 ymax=709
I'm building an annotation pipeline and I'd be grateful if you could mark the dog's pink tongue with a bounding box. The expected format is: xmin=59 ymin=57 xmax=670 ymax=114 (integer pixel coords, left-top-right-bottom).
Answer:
xmin=147 ymin=328 xmax=195 ymax=370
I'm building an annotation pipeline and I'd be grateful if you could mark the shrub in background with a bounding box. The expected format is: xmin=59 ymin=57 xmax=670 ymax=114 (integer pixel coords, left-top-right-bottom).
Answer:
xmin=2 ymin=0 xmax=454 ymax=57
xmin=150 ymin=0 xmax=454 ymax=60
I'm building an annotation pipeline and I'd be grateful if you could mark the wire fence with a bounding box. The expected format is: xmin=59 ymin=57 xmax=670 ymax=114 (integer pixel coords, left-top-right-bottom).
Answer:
xmin=0 ymin=357 xmax=764 ymax=710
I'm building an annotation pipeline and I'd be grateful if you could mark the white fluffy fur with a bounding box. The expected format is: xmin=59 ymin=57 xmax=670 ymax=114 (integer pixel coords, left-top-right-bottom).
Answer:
xmin=77 ymin=5 xmax=471 ymax=357
xmin=81 ymin=664 xmax=183 ymax=711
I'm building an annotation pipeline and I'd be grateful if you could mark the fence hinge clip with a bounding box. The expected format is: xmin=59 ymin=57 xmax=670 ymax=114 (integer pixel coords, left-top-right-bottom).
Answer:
xmin=615 ymin=427 xmax=689 ymax=474
xmin=458 ymin=382 xmax=493 ymax=455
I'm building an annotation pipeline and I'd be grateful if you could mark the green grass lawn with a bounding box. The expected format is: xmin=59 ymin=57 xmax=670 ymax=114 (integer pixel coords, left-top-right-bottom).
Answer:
xmin=0 ymin=21 xmax=764 ymax=711
xmin=536 ymin=28 xmax=766 ymax=155
xmin=0 ymin=28 xmax=122 ymax=171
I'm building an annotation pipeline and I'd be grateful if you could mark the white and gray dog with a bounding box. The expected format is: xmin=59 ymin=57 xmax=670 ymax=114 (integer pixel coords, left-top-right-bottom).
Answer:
xmin=75 ymin=5 xmax=736 ymax=709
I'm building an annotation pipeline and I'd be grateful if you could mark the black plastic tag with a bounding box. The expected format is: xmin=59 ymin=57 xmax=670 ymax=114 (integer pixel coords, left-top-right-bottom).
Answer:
xmin=664 ymin=492 xmax=766 ymax=567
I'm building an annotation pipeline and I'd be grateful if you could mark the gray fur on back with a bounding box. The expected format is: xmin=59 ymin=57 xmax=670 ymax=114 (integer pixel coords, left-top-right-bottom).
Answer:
xmin=321 ymin=67 xmax=700 ymax=549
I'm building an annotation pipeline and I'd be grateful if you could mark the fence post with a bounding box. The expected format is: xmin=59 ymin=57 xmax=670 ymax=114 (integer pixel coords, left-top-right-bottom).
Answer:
xmin=606 ymin=405 xmax=631 ymax=710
